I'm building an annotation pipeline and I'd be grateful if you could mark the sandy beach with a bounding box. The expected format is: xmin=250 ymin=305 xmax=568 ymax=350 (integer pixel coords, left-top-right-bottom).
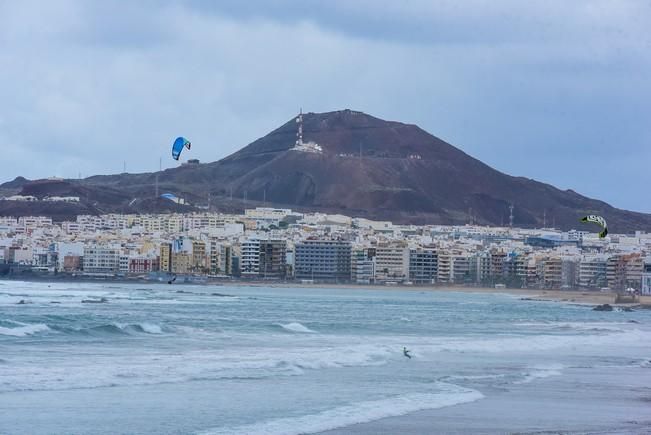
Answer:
xmin=250 ymin=281 xmax=651 ymax=307
xmin=5 ymin=275 xmax=649 ymax=307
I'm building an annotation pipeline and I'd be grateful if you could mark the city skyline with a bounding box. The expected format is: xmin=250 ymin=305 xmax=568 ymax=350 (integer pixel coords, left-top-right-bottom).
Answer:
xmin=1 ymin=207 xmax=650 ymax=294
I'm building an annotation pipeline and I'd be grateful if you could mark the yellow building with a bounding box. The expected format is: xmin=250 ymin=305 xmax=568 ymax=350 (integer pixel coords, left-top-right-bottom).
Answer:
xmin=160 ymin=243 xmax=172 ymax=272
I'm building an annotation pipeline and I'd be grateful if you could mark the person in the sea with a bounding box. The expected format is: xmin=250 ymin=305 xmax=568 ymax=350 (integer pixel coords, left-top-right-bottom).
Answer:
xmin=403 ymin=346 xmax=412 ymax=359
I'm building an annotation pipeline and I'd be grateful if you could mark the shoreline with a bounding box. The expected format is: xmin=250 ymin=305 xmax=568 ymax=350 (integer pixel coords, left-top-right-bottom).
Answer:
xmin=264 ymin=282 xmax=651 ymax=306
xmin=3 ymin=275 xmax=650 ymax=306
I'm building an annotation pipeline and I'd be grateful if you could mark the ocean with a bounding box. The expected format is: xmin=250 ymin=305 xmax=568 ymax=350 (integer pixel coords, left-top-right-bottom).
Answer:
xmin=1 ymin=280 xmax=650 ymax=434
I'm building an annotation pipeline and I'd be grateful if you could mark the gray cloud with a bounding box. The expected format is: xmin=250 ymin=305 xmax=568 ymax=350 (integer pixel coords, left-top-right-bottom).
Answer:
xmin=0 ymin=0 xmax=649 ymax=211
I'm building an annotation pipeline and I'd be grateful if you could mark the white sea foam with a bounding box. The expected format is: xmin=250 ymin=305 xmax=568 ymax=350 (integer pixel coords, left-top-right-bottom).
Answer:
xmin=114 ymin=322 xmax=164 ymax=334
xmin=278 ymin=322 xmax=316 ymax=333
xmin=138 ymin=323 xmax=163 ymax=334
xmin=101 ymin=323 xmax=165 ymax=335
xmin=417 ymin=328 xmax=647 ymax=355
xmin=0 ymin=323 xmax=51 ymax=337
xmin=200 ymin=387 xmax=484 ymax=435
xmin=442 ymin=373 xmax=507 ymax=382
xmin=0 ymin=342 xmax=393 ymax=392
xmin=514 ymin=363 xmax=564 ymax=384
xmin=515 ymin=321 xmax=628 ymax=333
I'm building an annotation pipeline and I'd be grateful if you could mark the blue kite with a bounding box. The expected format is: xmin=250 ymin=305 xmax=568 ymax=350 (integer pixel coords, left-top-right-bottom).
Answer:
xmin=171 ymin=137 xmax=191 ymax=161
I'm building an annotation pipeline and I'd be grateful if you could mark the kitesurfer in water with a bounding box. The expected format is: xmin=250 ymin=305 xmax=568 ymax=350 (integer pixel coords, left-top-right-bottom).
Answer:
xmin=403 ymin=346 xmax=412 ymax=359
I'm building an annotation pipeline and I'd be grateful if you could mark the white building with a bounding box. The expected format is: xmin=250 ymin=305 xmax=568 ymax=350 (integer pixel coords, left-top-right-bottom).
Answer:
xmin=352 ymin=247 xmax=376 ymax=284
xmin=19 ymin=216 xmax=52 ymax=231
xmin=83 ymin=246 xmax=121 ymax=275
xmin=642 ymin=257 xmax=651 ymax=295
xmin=43 ymin=196 xmax=80 ymax=203
xmin=245 ymin=208 xmax=299 ymax=221
xmin=119 ymin=255 xmax=130 ymax=274
xmin=2 ymin=195 xmax=37 ymax=201
xmin=240 ymin=239 xmax=261 ymax=277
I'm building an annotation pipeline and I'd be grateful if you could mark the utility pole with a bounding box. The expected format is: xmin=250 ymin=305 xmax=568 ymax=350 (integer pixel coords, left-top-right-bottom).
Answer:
xmin=509 ymin=204 xmax=514 ymax=228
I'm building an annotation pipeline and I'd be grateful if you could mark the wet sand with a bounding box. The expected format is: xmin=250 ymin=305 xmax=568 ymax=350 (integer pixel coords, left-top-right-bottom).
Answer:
xmin=257 ymin=281 xmax=651 ymax=306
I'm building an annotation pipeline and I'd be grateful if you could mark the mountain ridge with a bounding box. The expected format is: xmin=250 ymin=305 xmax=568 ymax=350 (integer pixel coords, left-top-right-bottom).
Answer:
xmin=1 ymin=109 xmax=650 ymax=232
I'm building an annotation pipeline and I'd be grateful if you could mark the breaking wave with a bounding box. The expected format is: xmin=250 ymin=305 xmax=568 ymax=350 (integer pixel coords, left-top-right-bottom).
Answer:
xmin=0 ymin=322 xmax=51 ymax=337
xmin=53 ymin=323 xmax=165 ymax=336
xmin=277 ymin=322 xmax=316 ymax=333
xmin=200 ymin=385 xmax=484 ymax=435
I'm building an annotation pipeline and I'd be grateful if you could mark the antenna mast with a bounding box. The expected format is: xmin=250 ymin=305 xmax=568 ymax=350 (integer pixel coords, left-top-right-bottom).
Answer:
xmin=295 ymin=108 xmax=303 ymax=147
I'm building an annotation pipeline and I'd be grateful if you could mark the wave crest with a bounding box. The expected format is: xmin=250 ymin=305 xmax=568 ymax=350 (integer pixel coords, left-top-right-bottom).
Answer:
xmin=277 ymin=322 xmax=316 ymax=333
xmin=0 ymin=323 xmax=51 ymax=337
xmin=55 ymin=323 xmax=165 ymax=336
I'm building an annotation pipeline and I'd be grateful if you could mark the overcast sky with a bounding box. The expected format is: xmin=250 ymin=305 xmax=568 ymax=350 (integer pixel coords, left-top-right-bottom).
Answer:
xmin=1 ymin=0 xmax=649 ymax=211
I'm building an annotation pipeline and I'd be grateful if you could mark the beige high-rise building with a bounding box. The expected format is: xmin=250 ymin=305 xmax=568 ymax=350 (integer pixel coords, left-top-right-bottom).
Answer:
xmin=160 ymin=243 xmax=172 ymax=272
xmin=374 ymin=242 xmax=409 ymax=283
xmin=172 ymin=251 xmax=191 ymax=274
xmin=191 ymin=241 xmax=207 ymax=272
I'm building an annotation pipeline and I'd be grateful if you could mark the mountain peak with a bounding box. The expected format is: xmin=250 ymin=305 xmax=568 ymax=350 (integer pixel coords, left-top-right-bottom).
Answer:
xmin=0 ymin=176 xmax=30 ymax=189
xmin=230 ymin=109 xmax=453 ymax=160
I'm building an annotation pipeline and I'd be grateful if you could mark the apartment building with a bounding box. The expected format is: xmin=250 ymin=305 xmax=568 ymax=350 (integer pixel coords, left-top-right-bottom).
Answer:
xmin=259 ymin=240 xmax=288 ymax=279
xmin=352 ymin=247 xmax=376 ymax=284
xmin=374 ymin=242 xmax=409 ymax=283
xmin=83 ymin=246 xmax=121 ymax=275
xmin=408 ymin=247 xmax=437 ymax=284
xmin=295 ymin=239 xmax=352 ymax=282
xmin=240 ymin=239 xmax=261 ymax=277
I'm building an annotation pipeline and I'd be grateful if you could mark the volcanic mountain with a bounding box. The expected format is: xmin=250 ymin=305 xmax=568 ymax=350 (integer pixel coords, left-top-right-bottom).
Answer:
xmin=2 ymin=109 xmax=650 ymax=232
